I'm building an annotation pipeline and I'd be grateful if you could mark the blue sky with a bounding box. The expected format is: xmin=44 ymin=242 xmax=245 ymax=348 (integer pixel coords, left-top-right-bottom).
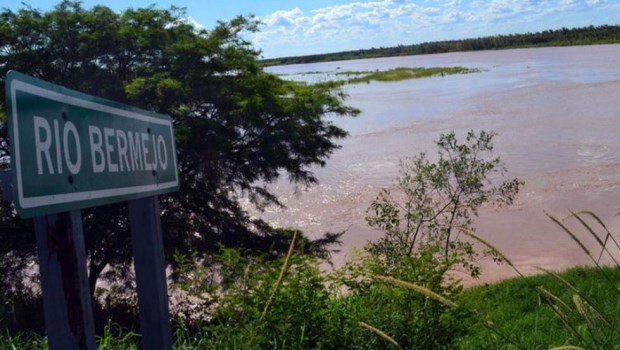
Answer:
xmin=2 ymin=0 xmax=619 ymax=58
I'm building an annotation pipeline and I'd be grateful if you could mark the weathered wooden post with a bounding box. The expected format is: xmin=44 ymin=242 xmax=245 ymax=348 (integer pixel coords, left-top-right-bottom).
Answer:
xmin=0 ymin=170 xmax=11 ymax=200
xmin=34 ymin=210 xmax=96 ymax=350
xmin=3 ymin=71 xmax=180 ymax=350
xmin=129 ymin=196 xmax=173 ymax=349
xmin=2 ymin=173 xmax=97 ymax=350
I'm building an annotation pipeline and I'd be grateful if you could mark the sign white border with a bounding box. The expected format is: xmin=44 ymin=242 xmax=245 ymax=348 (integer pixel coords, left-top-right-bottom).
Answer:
xmin=10 ymin=78 xmax=179 ymax=210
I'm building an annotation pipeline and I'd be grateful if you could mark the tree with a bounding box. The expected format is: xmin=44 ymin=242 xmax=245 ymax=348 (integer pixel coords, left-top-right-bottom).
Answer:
xmin=366 ymin=130 xmax=521 ymax=277
xmin=0 ymin=1 xmax=358 ymax=299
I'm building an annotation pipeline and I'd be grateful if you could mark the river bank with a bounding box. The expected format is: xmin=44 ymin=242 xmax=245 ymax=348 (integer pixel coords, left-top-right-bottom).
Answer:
xmin=256 ymin=44 xmax=620 ymax=284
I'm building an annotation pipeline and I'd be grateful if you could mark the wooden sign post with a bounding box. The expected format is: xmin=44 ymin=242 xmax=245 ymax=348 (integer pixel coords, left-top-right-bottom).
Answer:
xmin=34 ymin=210 xmax=96 ymax=350
xmin=3 ymin=71 xmax=180 ymax=350
xmin=129 ymin=196 xmax=172 ymax=349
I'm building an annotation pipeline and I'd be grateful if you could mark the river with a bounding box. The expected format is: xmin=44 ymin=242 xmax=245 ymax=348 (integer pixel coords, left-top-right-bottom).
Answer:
xmin=257 ymin=44 xmax=620 ymax=284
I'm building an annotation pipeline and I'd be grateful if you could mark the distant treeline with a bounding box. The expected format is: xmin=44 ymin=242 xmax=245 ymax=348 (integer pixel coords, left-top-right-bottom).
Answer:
xmin=262 ymin=24 xmax=620 ymax=66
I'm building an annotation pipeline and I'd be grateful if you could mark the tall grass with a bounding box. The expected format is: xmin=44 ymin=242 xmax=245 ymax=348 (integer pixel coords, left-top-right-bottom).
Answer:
xmin=97 ymin=321 xmax=140 ymax=349
xmin=358 ymin=321 xmax=401 ymax=348
xmin=3 ymin=211 xmax=620 ymax=349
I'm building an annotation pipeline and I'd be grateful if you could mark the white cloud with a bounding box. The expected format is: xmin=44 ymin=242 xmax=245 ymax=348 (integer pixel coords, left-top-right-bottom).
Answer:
xmin=166 ymin=16 xmax=206 ymax=30
xmin=254 ymin=0 xmax=452 ymax=50
xmin=262 ymin=8 xmax=307 ymax=27
xmin=182 ymin=16 xmax=206 ymax=30
xmin=250 ymin=0 xmax=619 ymax=58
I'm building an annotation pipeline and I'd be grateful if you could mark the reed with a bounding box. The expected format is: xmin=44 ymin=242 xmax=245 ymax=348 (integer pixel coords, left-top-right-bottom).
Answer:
xmin=456 ymin=226 xmax=526 ymax=279
xmin=548 ymin=302 xmax=582 ymax=339
xmin=546 ymin=212 xmax=597 ymax=265
xmin=246 ymin=230 xmax=298 ymax=345
xmin=548 ymin=212 xmax=620 ymax=299
xmin=537 ymin=286 xmax=573 ymax=312
xmin=571 ymin=211 xmax=620 ymax=251
xmin=535 ymin=266 xmax=590 ymax=299
xmin=375 ymin=274 xmax=524 ymax=348
xmin=260 ymin=230 xmax=298 ymax=321
xmin=535 ymin=265 xmax=620 ymax=348
xmin=564 ymin=211 xmax=620 ymax=265
xmin=571 ymin=293 xmax=609 ymax=348
xmin=358 ymin=321 xmax=401 ymax=348
xmin=457 ymin=212 xmax=620 ymax=348
xmin=572 ymin=294 xmax=609 ymax=329
xmin=374 ymin=275 xmax=457 ymax=308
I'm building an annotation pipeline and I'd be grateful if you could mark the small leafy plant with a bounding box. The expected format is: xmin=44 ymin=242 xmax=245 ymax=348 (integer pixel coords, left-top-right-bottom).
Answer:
xmin=365 ymin=130 xmax=521 ymax=276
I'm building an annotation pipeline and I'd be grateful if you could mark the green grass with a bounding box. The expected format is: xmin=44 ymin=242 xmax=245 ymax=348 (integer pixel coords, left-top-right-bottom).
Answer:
xmin=0 ymin=332 xmax=48 ymax=350
xmin=334 ymin=70 xmax=375 ymax=76
xmin=343 ymin=66 xmax=481 ymax=84
xmin=282 ymin=67 xmax=481 ymax=86
xmin=306 ymin=66 xmax=482 ymax=88
xmin=457 ymin=265 xmax=620 ymax=349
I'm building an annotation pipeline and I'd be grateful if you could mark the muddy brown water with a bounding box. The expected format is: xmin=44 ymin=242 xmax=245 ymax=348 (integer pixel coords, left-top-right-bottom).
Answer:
xmin=254 ymin=44 xmax=620 ymax=285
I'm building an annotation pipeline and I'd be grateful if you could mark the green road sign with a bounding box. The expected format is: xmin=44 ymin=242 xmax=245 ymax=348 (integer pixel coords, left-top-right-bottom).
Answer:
xmin=6 ymin=71 xmax=179 ymax=218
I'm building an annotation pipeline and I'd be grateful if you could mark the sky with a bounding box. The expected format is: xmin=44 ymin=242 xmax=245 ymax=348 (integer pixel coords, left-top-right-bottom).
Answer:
xmin=1 ymin=0 xmax=619 ymax=58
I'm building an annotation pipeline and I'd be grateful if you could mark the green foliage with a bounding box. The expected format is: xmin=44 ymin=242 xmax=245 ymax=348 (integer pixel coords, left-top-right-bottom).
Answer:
xmin=171 ymin=243 xmax=470 ymax=349
xmin=303 ymin=130 xmax=521 ymax=349
xmin=4 ymin=264 xmax=620 ymax=349
xmin=329 ymin=253 xmax=471 ymax=349
xmin=0 ymin=0 xmax=358 ymax=309
xmin=0 ymin=287 xmax=44 ymax=335
xmin=173 ymin=246 xmax=334 ymax=349
xmin=263 ymin=24 xmax=620 ymax=66
xmin=162 ymin=130 xmax=521 ymax=349
xmin=6 ymin=204 xmax=620 ymax=349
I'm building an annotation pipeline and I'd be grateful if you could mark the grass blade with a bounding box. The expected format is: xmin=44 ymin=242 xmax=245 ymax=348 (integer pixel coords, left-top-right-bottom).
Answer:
xmin=456 ymin=226 xmax=526 ymax=279
xmin=374 ymin=274 xmax=525 ymax=349
xmin=546 ymin=212 xmax=597 ymax=266
xmin=537 ymin=286 xmax=573 ymax=312
xmin=576 ymin=210 xmax=620 ymax=251
xmin=375 ymin=275 xmax=457 ymax=308
xmin=547 ymin=302 xmax=584 ymax=342
xmin=563 ymin=211 xmax=619 ymax=267
xmin=573 ymin=294 xmax=611 ymax=329
xmin=535 ymin=266 xmax=618 ymax=337
xmin=260 ymin=230 xmax=298 ymax=321
xmin=358 ymin=321 xmax=401 ymax=348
